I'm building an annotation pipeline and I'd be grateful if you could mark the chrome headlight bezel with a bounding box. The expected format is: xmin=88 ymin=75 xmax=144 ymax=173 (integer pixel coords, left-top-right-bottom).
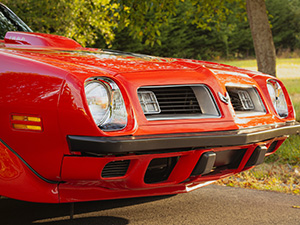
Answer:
xmin=266 ymin=79 xmax=288 ymax=118
xmin=84 ymin=77 xmax=128 ymax=131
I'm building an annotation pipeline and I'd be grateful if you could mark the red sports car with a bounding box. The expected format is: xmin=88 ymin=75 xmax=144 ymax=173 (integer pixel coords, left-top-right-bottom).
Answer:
xmin=0 ymin=3 xmax=299 ymax=203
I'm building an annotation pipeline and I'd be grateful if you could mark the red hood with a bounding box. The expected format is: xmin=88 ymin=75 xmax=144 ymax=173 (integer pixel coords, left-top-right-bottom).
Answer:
xmin=1 ymin=31 xmax=266 ymax=78
xmin=0 ymin=45 xmax=266 ymax=77
xmin=0 ymin=46 xmax=196 ymax=74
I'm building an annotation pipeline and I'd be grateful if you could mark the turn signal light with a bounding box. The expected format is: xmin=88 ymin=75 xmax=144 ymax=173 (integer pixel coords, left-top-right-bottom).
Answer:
xmin=11 ymin=114 xmax=43 ymax=131
xmin=12 ymin=115 xmax=41 ymax=122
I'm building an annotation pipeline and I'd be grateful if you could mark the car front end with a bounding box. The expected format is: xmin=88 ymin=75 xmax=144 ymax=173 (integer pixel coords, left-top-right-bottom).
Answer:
xmin=0 ymin=3 xmax=299 ymax=203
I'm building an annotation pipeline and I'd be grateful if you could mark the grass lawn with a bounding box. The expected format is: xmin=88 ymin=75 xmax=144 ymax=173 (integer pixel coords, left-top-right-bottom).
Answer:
xmin=218 ymin=58 xmax=300 ymax=80
xmin=216 ymin=58 xmax=300 ymax=194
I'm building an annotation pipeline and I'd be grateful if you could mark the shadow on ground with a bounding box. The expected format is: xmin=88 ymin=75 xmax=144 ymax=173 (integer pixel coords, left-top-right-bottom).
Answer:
xmin=0 ymin=195 xmax=175 ymax=225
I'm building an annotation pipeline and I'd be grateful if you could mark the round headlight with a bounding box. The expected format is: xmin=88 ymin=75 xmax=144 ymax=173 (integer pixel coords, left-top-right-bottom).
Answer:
xmin=85 ymin=78 xmax=128 ymax=131
xmin=85 ymin=81 xmax=111 ymax=126
xmin=267 ymin=80 xmax=288 ymax=118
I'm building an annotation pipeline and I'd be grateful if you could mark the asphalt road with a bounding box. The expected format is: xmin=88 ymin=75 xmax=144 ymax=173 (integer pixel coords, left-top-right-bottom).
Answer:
xmin=1 ymin=185 xmax=300 ymax=225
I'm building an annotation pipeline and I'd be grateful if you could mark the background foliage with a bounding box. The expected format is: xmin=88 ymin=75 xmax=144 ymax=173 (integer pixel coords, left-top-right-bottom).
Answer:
xmin=3 ymin=0 xmax=300 ymax=59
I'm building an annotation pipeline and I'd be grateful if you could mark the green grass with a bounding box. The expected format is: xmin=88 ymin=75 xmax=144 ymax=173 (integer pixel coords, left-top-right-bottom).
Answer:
xmin=219 ymin=58 xmax=300 ymax=68
xmin=289 ymin=94 xmax=300 ymax=122
xmin=281 ymin=79 xmax=300 ymax=94
xmin=218 ymin=59 xmax=257 ymax=68
xmin=218 ymin=58 xmax=300 ymax=79
xmin=266 ymin=135 xmax=300 ymax=165
xmin=218 ymin=163 xmax=300 ymax=195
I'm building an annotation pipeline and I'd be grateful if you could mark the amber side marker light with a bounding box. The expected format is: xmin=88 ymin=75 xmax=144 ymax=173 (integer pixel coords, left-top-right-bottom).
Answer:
xmin=11 ymin=114 xmax=43 ymax=131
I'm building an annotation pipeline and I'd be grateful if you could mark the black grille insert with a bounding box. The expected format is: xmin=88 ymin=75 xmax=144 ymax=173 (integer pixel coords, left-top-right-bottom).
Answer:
xmin=101 ymin=160 xmax=130 ymax=178
xmin=152 ymin=87 xmax=201 ymax=114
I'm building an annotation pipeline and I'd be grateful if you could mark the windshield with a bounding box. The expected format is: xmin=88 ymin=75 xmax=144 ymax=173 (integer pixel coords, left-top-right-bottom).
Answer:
xmin=0 ymin=3 xmax=32 ymax=39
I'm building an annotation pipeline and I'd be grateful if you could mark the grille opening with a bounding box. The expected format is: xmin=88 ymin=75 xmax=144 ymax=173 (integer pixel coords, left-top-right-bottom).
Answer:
xmin=101 ymin=160 xmax=130 ymax=178
xmin=201 ymin=149 xmax=247 ymax=176
xmin=138 ymin=85 xmax=220 ymax=120
xmin=151 ymin=87 xmax=201 ymax=115
xmin=144 ymin=157 xmax=178 ymax=184
xmin=228 ymin=90 xmax=253 ymax=111
xmin=226 ymin=86 xmax=266 ymax=115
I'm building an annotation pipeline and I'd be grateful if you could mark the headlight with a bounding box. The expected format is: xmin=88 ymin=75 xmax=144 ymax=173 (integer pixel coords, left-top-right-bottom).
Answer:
xmin=85 ymin=78 xmax=127 ymax=131
xmin=267 ymin=79 xmax=288 ymax=118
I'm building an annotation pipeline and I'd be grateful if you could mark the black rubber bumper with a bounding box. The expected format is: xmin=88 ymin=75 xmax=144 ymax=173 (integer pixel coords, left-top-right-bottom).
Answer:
xmin=67 ymin=123 xmax=300 ymax=154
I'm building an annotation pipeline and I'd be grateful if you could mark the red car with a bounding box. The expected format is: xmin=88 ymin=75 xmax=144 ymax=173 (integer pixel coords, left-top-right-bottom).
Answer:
xmin=0 ymin=3 xmax=299 ymax=203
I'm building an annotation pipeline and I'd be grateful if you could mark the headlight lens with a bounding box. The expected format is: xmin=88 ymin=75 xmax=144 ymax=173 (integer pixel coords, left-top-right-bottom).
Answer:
xmin=85 ymin=78 xmax=127 ymax=131
xmin=267 ymin=79 xmax=288 ymax=118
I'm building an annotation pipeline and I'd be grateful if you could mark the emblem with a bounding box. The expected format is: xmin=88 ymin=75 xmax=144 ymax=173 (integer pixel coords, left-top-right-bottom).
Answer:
xmin=218 ymin=92 xmax=230 ymax=104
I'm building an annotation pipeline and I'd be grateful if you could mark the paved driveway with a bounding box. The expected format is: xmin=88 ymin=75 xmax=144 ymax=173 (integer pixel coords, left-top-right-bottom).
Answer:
xmin=1 ymin=185 xmax=300 ymax=225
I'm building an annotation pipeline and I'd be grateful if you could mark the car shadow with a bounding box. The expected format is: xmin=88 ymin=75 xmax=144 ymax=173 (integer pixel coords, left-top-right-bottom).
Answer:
xmin=0 ymin=195 xmax=175 ymax=225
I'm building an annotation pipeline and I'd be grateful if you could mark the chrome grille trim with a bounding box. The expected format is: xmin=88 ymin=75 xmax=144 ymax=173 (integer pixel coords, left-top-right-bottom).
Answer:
xmin=138 ymin=85 xmax=220 ymax=120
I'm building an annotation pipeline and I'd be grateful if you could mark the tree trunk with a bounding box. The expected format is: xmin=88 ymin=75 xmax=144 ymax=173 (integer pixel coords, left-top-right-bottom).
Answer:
xmin=246 ymin=0 xmax=276 ymax=76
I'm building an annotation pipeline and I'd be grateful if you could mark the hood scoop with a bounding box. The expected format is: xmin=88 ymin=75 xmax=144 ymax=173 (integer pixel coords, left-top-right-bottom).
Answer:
xmin=4 ymin=31 xmax=82 ymax=49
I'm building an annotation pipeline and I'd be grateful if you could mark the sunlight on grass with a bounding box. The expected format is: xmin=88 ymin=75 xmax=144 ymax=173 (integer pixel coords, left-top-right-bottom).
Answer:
xmin=218 ymin=59 xmax=257 ymax=68
xmin=281 ymin=79 xmax=300 ymax=121
xmin=218 ymin=58 xmax=300 ymax=79
xmin=266 ymin=135 xmax=300 ymax=165
xmin=218 ymin=163 xmax=300 ymax=195
xmin=281 ymin=79 xmax=300 ymax=94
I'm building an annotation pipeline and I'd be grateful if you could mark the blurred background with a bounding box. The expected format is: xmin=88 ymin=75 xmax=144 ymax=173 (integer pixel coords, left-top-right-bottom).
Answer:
xmin=3 ymin=0 xmax=300 ymax=61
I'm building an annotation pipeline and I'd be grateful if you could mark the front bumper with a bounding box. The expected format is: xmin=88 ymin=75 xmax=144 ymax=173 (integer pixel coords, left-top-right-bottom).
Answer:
xmin=68 ymin=122 xmax=300 ymax=154
xmin=59 ymin=122 xmax=300 ymax=202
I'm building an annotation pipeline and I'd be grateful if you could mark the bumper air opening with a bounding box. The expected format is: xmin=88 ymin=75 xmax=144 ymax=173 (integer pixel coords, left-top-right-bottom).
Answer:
xmin=193 ymin=149 xmax=247 ymax=176
xmin=144 ymin=157 xmax=178 ymax=184
xmin=101 ymin=160 xmax=130 ymax=178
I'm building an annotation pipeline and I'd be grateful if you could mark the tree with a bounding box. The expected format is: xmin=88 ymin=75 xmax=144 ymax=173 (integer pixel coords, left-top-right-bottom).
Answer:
xmin=120 ymin=0 xmax=276 ymax=76
xmin=246 ymin=0 xmax=276 ymax=76
xmin=266 ymin=0 xmax=300 ymax=52
xmin=2 ymin=0 xmax=125 ymax=47
xmin=3 ymin=0 xmax=277 ymax=76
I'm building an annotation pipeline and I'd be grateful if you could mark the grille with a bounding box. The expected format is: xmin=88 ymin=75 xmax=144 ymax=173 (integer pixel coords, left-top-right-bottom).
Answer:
xmin=138 ymin=85 xmax=220 ymax=120
xmin=227 ymin=86 xmax=266 ymax=114
xmin=228 ymin=90 xmax=250 ymax=111
xmin=101 ymin=160 xmax=130 ymax=178
xmin=151 ymin=87 xmax=201 ymax=115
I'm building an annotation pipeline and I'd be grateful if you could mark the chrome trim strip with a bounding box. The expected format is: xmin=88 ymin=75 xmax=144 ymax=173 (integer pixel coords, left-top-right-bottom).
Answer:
xmin=138 ymin=84 xmax=221 ymax=121
xmin=146 ymin=114 xmax=221 ymax=121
